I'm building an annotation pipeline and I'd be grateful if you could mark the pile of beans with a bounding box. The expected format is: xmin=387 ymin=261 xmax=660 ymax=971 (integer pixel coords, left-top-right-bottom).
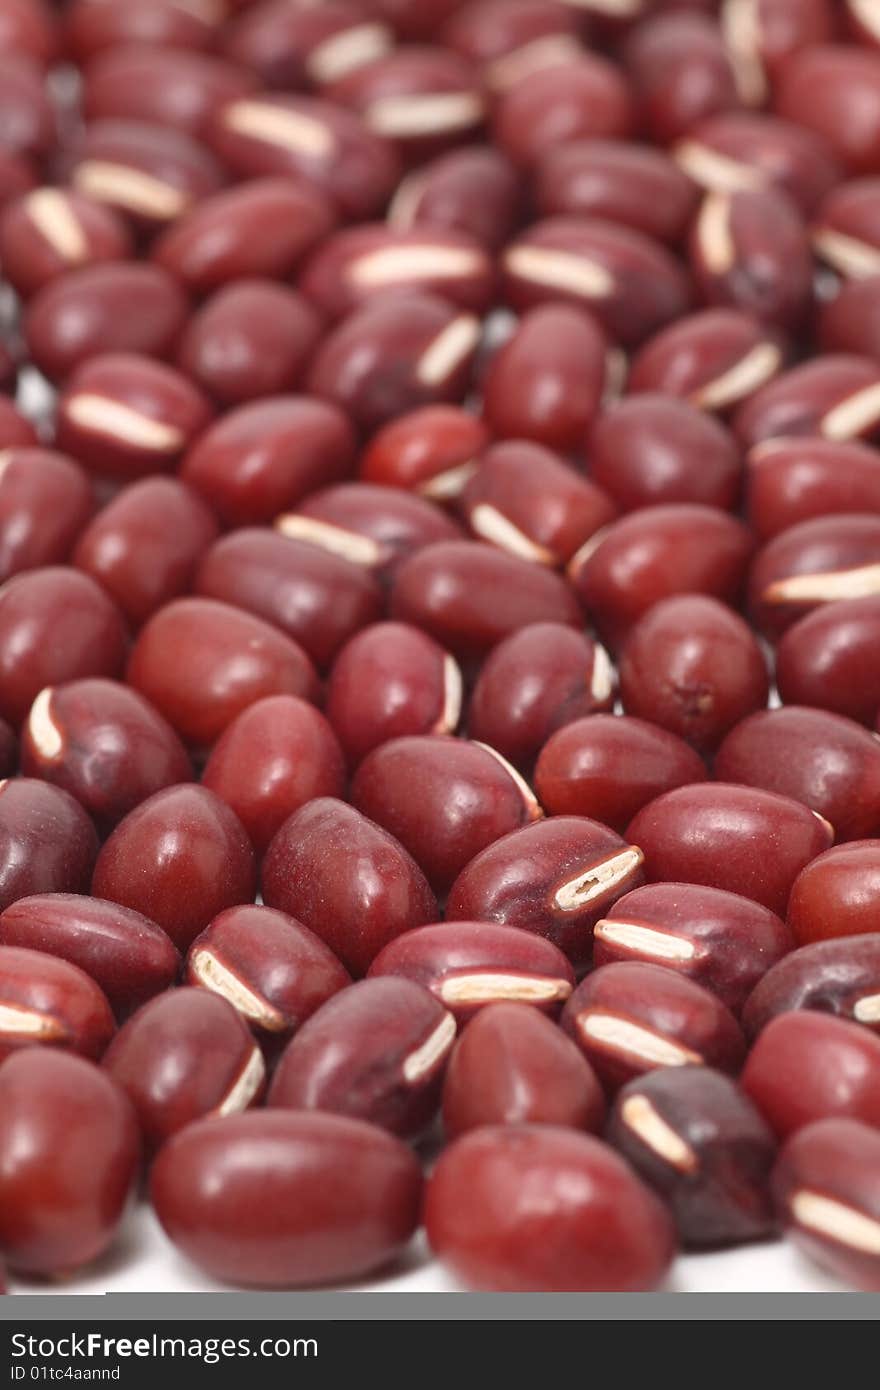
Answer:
xmin=2 ymin=0 xmax=880 ymax=1297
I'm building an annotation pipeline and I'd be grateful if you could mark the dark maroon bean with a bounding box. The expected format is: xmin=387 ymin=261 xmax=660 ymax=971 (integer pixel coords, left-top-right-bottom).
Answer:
xmin=492 ymin=56 xmax=634 ymax=168
xmin=773 ymin=1118 xmax=880 ymax=1291
xmin=743 ymin=934 xmax=880 ymax=1038
xmin=0 ymin=55 xmax=55 ymax=161
xmin=567 ymin=504 xmax=754 ymax=650
xmin=502 ymin=216 xmax=692 ymax=348
xmin=775 ymin=596 xmax=880 ymax=726
xmin=72 ymin=477 xmax=219 ymax=627
xmin=65 ymin=0 xmax=219 ymax=61
xmin=67 ymin=118 xmax=224 ymax=230
xmin=775 ymin=44 xmax=880 ymax=176
xmin=268 ymin=976 xmax=454 ymax=1138
xmin=674 ymin=111 xmax=842 ymax=215
xmin=0 ymin=893 xmax=180 ymax=1017
xmin=180 ymin=396 xmax=355 ymax=529
xmin=0 ymin=448 xmax=94 ymax=582
xmin=536 ymin=138 xmax=699 ymax=244
xmin=812 ymin=177 xmax=880 ymax=280
xmin=187 ymin=903 xmax=350 ymax=1038
xmin=305 ymin=292 xmax=481 ymax=433
xmin=746 ymin=437 xmax=880 ymax=541
xmin=535 ymin=714 xmax=708 ymax=833
xmin=360 ymin=405 xmax=488 ymax=500
xmin=368 ymin=919 xmax=575 ymax=1022
xmin=222 ymin=0 xmax=394 ymax=90
xmin=387 ymin=144 xmax=522 ymax=251
xmin=467 ymin=624 xmax=616 ymax=771
xmin=734 ymin=356 xmax=880 ymax=449
xmin=622 ymin=12 xmax=742 ymax=145
xmin=56 ymin=353 xmax=213 ymax=482
xmin=425 ymin=1124 xmax=676 ymax=1291
xmin=629 ymin=783 xmax=833 ymax=917
xmin=588 ymin=395 xmax=743 ymax=512
xmin=618 ymin=595 xmax=769 ymax=753
xmin=443 ymin=0 xmax=581 ymax=93
xmin=481 ymin=305 xmax=614 ymax=453
xmin=594 ymin=882 xmax=793 ymax=1015
xmin=0 ymin=568 xmax=126 ymax=728
xmin=628 ymin=308 xmax=786 ymax=413
xmin=0 ymin=942 xmax=114 ymax=1062
xmin=447 ymin=816 xmax=645 ymax=971
xmin=391 ymin=539 xmax=581 ymax=659
xmin=562 ymin=961 xmax=746 ymax=1091
xmin=607 ymin=1065 xmax=777 ymax=1248
xmin=0 ymin=1048 xmax=139 ymax=1274
xmin=441 ymin=1000 xmax=605 ymax=1139
xmin=748 ymin=515 xmax=880 ymax=639
xmin=102 ymin=986 xmax=265 ymax=1151
xmin=23 ymin=262 xmax=189 ymax=383
xmin=261 ymin=798 xmax=438 ymax=977
xmin=152 ymin=177 xmax=336 ymax=292
xmin=208 ymin=92 xmax=401 ymax=220
xmin=278 ymin=482 xmax=463 ymax=575
xmin=742 ymin=1010 xmax=880 ymax=1136
xmin=0 ymin=778 xmax=98 ymax=914
xmin=177 ymin=280 xmax=324 ymax=407
xmin=20 ymin=678 xmax=192 ymax=832
xmin=689 ymin=187 xmax=813 ymax=330
xmin=126 ymin=597 xmax=319 ymax=749
xmin=151 ymin=1109 xmax=422 ymax=1287
xmin=351 ymin=735 xmax=541 ymax=894
xmin=82 ymin=45 xmax=256 ymax=140
xmin=0 ymin=187 xmax=132 ymax=297
xmin=92 ymin=785 xmax=257 ymax=952
xmin=202 ymin=695 xmax=346 ymax=855
xmin=786 ymin=843 xmax=880 ymax=949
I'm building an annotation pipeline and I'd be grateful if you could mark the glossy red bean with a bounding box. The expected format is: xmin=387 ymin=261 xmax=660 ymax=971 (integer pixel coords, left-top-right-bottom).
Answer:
xmin=0 ymin=0 xmax=58 ymax=67
xmin=812 ymin=177 xmax=880 ymax=280
xmin=594 ymin=882 xmax=793 ymax=1015
xmin=23 ymin=261 xmax=189 ymax=383
xmin=734 ymin=356 xmax=880 ymax=449
xmin=721 ymin=0 xmax=834 ymax=93
xmin=742 ymin=1010 xmax=880 ymax=1137
xmin=65 ymin=0 xmax=218 ymax=61
xmin=102 ymin=987 xmax=265 ymax=1151
xmin=746 ymin=438 xmax=880 ymax=542
xmin=186 ymin=903 xmax=350 ymax=1039
xmin=67 ymin=118 xmax=224 ymax=230
xmin=0 ymin=448 xmax=94 ymax=582
xmin=743 ymin=934 xmax=880 ymax=1038
xmin=268 ymin=976 xmax=454 ymax=1138
xmin=502 ymin=215 xmax=692 ymax=348
xmin=443 ymin=0 xmax=581 ymax=92
xmin=360 ymin=405 xmax=488 ymax=500
xmin=627 ymin=783 xmax=834 ymax=916
xmin=447 ymin=816 xmax=645 ymax=971
xmin=607 ymin=1065 xmax=777 ymax=1248
xmin=675 ymin=106 xmax=841 ymax=210
xmin=202 ymin=695 xmax=346 ymax=855
xmin=748 ymin=515 xmax=880 ymax=639
xmin=442 ymin=1001 xmax=605 ymax=1139
xmin=773 ymin=1118 xmax=880 ymax=1291
xmin=278 ymin=482 xmax=462 ymax=575
xmin=195 ymin=528 xmax=382 ymax=671
xmin=82 ymin=45 xmax=256 ymax=140
xmin=467 ymin=624 xmax=616 ymax=771
xmin=20 ymin=678 xmax=192 ymax=831
xmin=775 ymin=596 xmax=880 ymax=726
xmin=627 ymin=309 xmax=786 ymax=414
xmin=622 ymin=11 xmax=742 ymax=145
xmin=208 ymin=92 xmax=400 ymax=220
xmin=0 ymin=941 xmax=114 ymax=1062
xmin=0 ymin=187 xmax=132 ymax=297
xmin=222 ymin=0 xmax=394 ymax=89
xmin=351 ymin=735 xmax=541 ymax=894
xmin=126 ymin=597 xmax=318 ymax=749
xmin=588 ymin=395 xmax=743 ymax=512
xmin=0 ymin=396 xmax=38 ymax=450
xmin=374 ymin=0 xmax=466 ymax=42
xmin=0 ymin=778 xmax=98 ymax=917
xmin=391 ymin=539 xmax=582 ymax=659
xmin=0 ymin=55 xmax=55 ymax=161
xmin=152 ymin=176 xmax=336 ymax=292
xmin=536 ymin=137 xmax=699 ymax=244
xmin=177 ymin=280 xmax=324 ymax=407
xmin=567 ymin=504 xmax=754 ymax=650
xmin=775 ymin=45 xmax=880 ymax=175
xmin=0 ymin=1048 xmax=139 ymax=1274
xmin=326 ymin=622 xmax=461 ymax=768
xmin=0 ymin=893 xmax=180 ymax=1018
xmin=480 ymin=305 xmax=613 ymax=453
xmin=689 ymin=187 xmax=813 ymax=330
xmin=386 ymin=144 xmax=522 ymax=251
xmin=261 ymin=798 xmax=437 ymax=977
xmin=305 ymin=292 xmax=481 ymax=433
xmin=92 ymin=785 xmax=256 ymax=951
xmin=535 ymin=714 xmax=708 ymax=833
xmin=786 ymin=843 xmax=880 ymax=950
xmin=819 ymin=274 xmax=880 ymax=363
xmin=0 ymin=568 xmax=126 ymax=728
xmin=151 ymin=1109 xmax=422 ymax=1287
xmin=425 ymin=1124 xmax=676 ymax=1291
xmin=492 ymin=56 xmax=633 ymax=168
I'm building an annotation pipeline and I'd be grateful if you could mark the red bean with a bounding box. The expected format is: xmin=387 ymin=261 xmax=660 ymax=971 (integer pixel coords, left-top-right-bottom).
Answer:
xmin=742 ymin=1010 xmax=880 ymax=1137
xmin=0 ymin=395 xmax=38 ymax=449
xmin=278 ymin=481 xmax=462 ymax=574
xmin=223 ymin=0 xmax=394 ymax=89
xmin=674 ymin=110 xmax=842 ymax=215
xmin=443 ymin=0 xmax=581 ymax=93
xmin=743 ymin=934 xmax=880 ymax=1038
xmin=775 ymin=596 xmax=880 ymax=726
xmin=67 ymin=118 xmax=224 ymax=231
xmin=359 ymin=404 xmax=488 ymax=499
xmin=425 ymin=1124 xmax=676 ymax=1291
xmin=492 ymin=56 xmax=634 ymax=167
xmin=82 ymin=45 xmax=256 ymax=141
xmin=0 ymin=941 xmax=114 ymax=1061
xmin=151 ymin=1108 xmax=422 ymax=1287
xmin=92 ymin=785 xmax=257 ymax=951
xmin=734 ymin=356 xmax=880 ymax=449
xmin=748 ymin=515 xmax=880 ymax=639
xmin=0 ymin=1048 xmax=139 ymax=1274
xmin=0 ymin=448 xmax=94 ymax=582
xmin=628 ymin=308 xmax=786 ymax=413
xmin=746 ymin=438 xmax=880 ymax=541
xmin=692 ymin=187 xmax=813 ymax=330
xmin=0 ymin=187 xmax=132 ymax=297
xmin=387 ymin=144 xmax=522 ymax=250
xmin=0 ymin=777 xmax=98 ymax=916
xmin=536 ymin=137 xmax=699 ymax=244
xmin=0 ymin=55 xmax=55 ymax=161
xmin=812 ymin=176 xmax=880 ymax=280
xmin=0 ymin=0 xmax=59 ymax=67
xmin=66 ymin=0 xmax=218 ymax=61
xmin=775 ymin=44 xmax=880 ymax=175
xmin=786 ymin=843 xmax=880 ymax=949
xmin=622 ymin=11 xmax=742 ymax=145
